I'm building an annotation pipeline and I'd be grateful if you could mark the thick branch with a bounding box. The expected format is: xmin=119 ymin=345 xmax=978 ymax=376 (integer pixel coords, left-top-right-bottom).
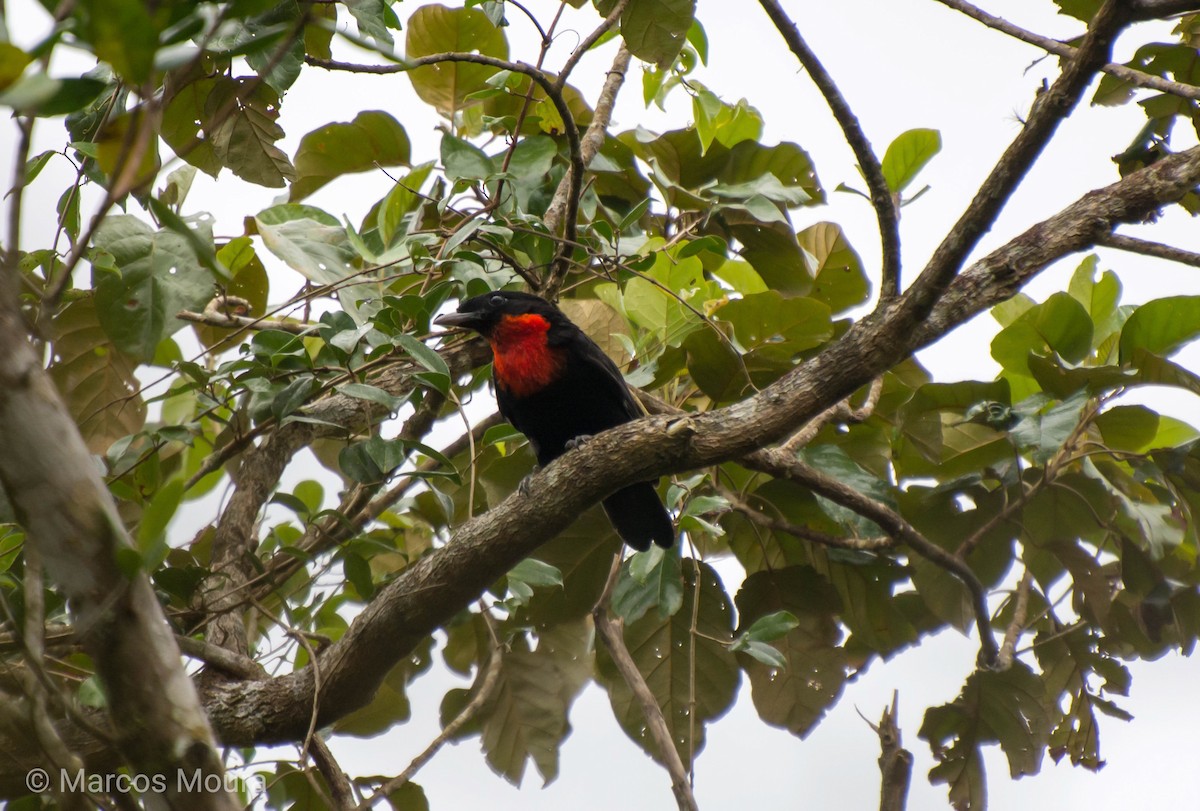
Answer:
xmin=6 ymin=145 xmax=1196 ymax=782
xmin=0 ymin=266 xmax=235 ymax=808
xmin=191 ymin=146 xmax=1200 ymax=746
xmin=906 ymin=0 xmax=1133 ymax=318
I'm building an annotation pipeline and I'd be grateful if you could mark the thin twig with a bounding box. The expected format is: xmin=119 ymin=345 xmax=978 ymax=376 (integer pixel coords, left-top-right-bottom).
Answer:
xmin=780 ymin=377 xmax=883 ymax=453
xmin=356 ymin=617 xmax=503 ymax=811
xmin=1098 ymin=232 xmax=1200 ymax=268
xmin=592 ymin=553 xmax=700 ymax=811
xmin=758 ymin=0 xmax=901 ymax=301
xmin=995 ymin=569 xmax=1034 ymax=671
xmin=934 ymin=0 xmax=1200 ymax=102
xmin=176 ymin=634 xmax=268 ymax=681
xmin=722 ymin=487 xmax=893 ymax=551
xmin=554 ymin=0 xmax=631 ymax=92
xmin=542 ymin=43 xmax=633 ymax=296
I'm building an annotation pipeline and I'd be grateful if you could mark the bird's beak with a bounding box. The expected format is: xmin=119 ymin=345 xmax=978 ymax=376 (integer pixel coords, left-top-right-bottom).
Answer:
xmin=434 ymin=311 xmax=481 ymax=330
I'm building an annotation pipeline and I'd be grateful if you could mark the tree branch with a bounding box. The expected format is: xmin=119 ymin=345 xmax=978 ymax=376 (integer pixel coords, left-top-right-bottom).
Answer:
xmin=542 ymin=43 xmax=634 ymax=297
xmin=905 ymin=0 xmax=1134 ymax=319
xmin=1098 ymin=232 xmax=1200 ymax=268
xmin=592 ymin=555 xmax=699 ymax=811
xmin=4 ymin=145 xmax=1198 ymax=786
xmin=934 ymin=0 xmax=1200 ymax=102
xmin=758 ymin=0 xmax=902 ymax=300
xmin=357 ymin=626 xmax=502 ymax=810
xmin=875 ymin=692 xmax=912 ymax=811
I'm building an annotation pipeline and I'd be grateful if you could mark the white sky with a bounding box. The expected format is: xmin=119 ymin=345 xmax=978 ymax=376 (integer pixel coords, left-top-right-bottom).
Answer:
xmin=5 ymin=0 xmax=1200 ymax=809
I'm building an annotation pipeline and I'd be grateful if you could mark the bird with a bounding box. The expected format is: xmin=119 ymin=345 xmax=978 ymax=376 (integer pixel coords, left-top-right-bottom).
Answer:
xmin=435 ymin=290 xmax=675 ymax=551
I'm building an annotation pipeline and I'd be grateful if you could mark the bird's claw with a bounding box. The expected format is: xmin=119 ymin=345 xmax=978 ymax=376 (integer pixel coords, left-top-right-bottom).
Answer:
xmin=518 ymin=466 xmax=541 ymax=497
xmin=565 ymin=434 xmax=593 ymax=451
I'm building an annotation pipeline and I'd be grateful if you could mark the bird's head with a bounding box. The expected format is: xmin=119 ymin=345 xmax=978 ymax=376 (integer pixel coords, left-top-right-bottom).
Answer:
xmin=434 ymin=290 xmax=563 ymax=339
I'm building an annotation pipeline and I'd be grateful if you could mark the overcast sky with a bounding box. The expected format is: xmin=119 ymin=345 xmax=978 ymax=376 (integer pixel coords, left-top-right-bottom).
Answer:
xmin=5 ymin=0 xmax=1200 ymax=808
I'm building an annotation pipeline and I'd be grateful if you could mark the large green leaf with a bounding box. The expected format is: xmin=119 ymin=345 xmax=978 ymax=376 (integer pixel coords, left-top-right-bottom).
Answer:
xmin=79 ymin=0 xmax=159 ymax=84
xmin=334 ymin=635 xmax=433 ymax=736
xmin=48 ymin=299 xmax=147 ymax=453
xmin=920 ymin=663 xmax=1052 ymax=811
xmin=290 ymin=111 xmax=411 ymax=201
xmin=254 ymin=204 xmax=361 ymax=316
xmin=735 ymin=567 xmax=847 ymax=737
xmin=207 ymin=80 xmax=296 ymax=188
xmin=798 ymin=222 xmax=870 ymax=314
xmin=92 ymin=214 xmax=218 ymax=361
xmin=991 ymin=292 xmax=1094 ymax=375
xmin=406 ymin=5 xmax=509 ymax=122
xmin=1118 ymin=295 xmax=1200 ymax=363
xmin=477 ymin=621 xmax=592 ymax=786
xmin=596 ymin=560 xmax=739 ymax=767
xmin=611 ymin=0 xmax=696 ymax=66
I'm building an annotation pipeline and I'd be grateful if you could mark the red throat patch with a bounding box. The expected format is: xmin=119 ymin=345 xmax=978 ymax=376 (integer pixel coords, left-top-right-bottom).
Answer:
xmin=490 ymin=313 xmax=565 ymax=397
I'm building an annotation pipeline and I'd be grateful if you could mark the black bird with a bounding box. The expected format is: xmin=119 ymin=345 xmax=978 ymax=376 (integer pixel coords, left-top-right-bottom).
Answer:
xmin=435 ymin=291 xmax=675 ymax=550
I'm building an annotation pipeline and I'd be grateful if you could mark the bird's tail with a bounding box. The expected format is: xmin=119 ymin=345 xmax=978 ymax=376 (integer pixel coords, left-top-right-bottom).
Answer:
xmin=602 ymin=482 xmax=675 ymax=551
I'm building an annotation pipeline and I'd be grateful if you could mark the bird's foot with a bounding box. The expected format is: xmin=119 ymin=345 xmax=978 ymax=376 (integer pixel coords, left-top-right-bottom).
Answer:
xmin=518 ymin=466 xmax=541 ymax=497
xmin=565 ymin=434 xmax=593 ymax=451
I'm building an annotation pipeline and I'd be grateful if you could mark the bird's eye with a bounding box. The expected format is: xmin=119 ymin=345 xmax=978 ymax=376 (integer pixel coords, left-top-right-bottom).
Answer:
xmin=489 ymin=294 xmax=505 ymax=306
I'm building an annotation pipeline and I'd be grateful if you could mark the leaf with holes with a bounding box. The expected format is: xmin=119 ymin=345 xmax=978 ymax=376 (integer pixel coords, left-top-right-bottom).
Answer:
xmin=92 ymin=214 xmax=219 ymax=361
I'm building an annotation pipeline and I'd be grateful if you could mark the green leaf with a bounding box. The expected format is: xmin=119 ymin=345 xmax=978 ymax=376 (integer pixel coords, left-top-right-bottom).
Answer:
xmin=798 ymin=221 xmax=870 ymax=314
xmin=338 ymin=383 xmax=405 ymax=412
xmin=921 ymin=663 xmax=1052 ymax=811
xmin=344 ymin=0 xmax=399 ymax=46
xmin=290 ymin=111 xmax=411 ymax=201
xmin=406 ymin=5 xmax=510 ymax=124
xmin=393 ymin=332 xmax=451 ymax=393
xmin=477 ymin=621 xmax=592 ymax=785
xmin=1096 ymin=404 xmax=1160 ymax=452
xmin=734 ymin=567 xmax=846 ymax=737
xmin=1118 ymin=295 xmax=1200 ymax=363
xmin=255 ymin=204 xmax=360 ymax=314
xmin=611 ymin=546 xmax=683 ymax=623
xmin=991 ymin=292 xmax=1095 ymax=376
xmin=92 ymin=215 xmax=218 ymax=361
xmin=379 ymin=162 xmax=436 ymax=245
xmin=207 ymin=80 xmax=296 ymax=188
xmin=336 ymin=636 xmax=433 ymax=736
xmin=137 ymin=478 xmax=183 ymax=568
xmin=881 ymin=128 xmax=941 ymax=193
xmin=508 ymin=558 xmax=563 ymax=589
xmin=48 ymin=299 xmax=147 ymax=453
xmin=739 ymin=610 xmax=800 ymax=643
xmin=80 ymin=0 xmax=159 ymax=84
xmin=0 ymin=43 xmax=32 ymax=91
xmin=441 ymin=133 xmax=494 ymax=181
xmin=0 ymin=74 xmax=107 ymax=116
xmin=619 ymin=0 xmax=696 ymax=67
xmin=597 ymin=561 xmax=739 ymax=766
xmin=343 ymin=550 xmax=375 ymax=599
